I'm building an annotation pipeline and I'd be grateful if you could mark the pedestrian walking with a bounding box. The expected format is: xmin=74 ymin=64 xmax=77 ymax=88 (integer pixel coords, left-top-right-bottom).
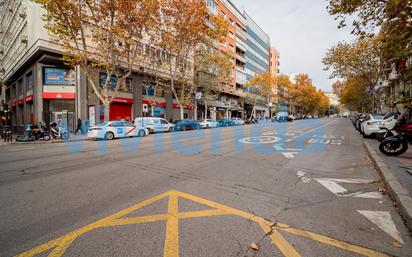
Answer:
xmin=75 ymin=118 xmax=82 ymax=135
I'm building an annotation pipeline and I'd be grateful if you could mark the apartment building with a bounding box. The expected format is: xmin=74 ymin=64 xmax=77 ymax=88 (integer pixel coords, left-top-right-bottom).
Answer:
xmin=1 ymin=0 xmax=274 ymax=132
xmin=243 ymin=12 xmax=271 ymax=119
xmin=0 ymin=0 xmax=193 ymax=133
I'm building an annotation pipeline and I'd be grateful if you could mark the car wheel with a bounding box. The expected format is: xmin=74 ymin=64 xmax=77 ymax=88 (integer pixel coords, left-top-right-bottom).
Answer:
xmin=105 ymin=132 xmax=115 ymax=140
xmin=206 ymin=124 xmax=210 ymax=129
xmin=149 ymin=128 xmax=154 ymax=134
xmin=168 ymin=127 xmax=173 ymax=132
xmin=138 ymin=129 xmax=146 ymax=137
xmin=43 ymin=135 xmax=51 ymax=141
xmin=182 ymin=126 xmax=186 ymax=131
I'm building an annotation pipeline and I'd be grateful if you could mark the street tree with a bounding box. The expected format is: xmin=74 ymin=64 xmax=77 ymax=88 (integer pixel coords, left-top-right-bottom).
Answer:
xmin=157 ymin=0 xmax=228 ymax=120
xmin=34 ymin=0 xmax=160 ymax=121
xmin=327 ymin=0 xmax=412 ymax=60
xmin=195 ymin=47 xmax=232 ymax=120
xmin=336 ymin=76 xmax=373 ymax=112
xmin=245 ymin=71 xmax=277 ymax=120
xmin=322 ymin=37 xmax=384 ymax=111
xmin=287 ymin=74 xmax=329 ymax=115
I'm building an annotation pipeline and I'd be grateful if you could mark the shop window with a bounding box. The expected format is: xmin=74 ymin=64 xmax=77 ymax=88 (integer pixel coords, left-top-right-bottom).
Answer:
xmin=99 ymin=72 xmax=132 ymax=92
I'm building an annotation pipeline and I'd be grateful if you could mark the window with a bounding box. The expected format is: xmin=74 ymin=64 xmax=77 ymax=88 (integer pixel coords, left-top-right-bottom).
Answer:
xmin=26 ymin=72 xmax=33 ymax=90
xmin=99 ymin=73 xmax=132 ymax=92
xmin=17 ymin=79 xmax=24 ymax=95
xmin=206 ymin=0 xmax=218 ymax=14
xmin=229 ymin=31 xmax=235 ymax=40
xmin=221 ymin=11 xmax=226 ymax=19
xmin=161 ymin=119 xmax=168 ymax=124
xmin=229 ymin=18 xmax=234 ymax=26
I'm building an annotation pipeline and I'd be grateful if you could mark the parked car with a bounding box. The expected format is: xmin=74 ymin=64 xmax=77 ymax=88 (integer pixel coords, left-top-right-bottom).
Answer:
xmin=88 ymin=121 xmax=148 ymax=140
xmin=276 ymin=112 xmax=289 ymax=122
xmin=360 ymin=114 xmax=384 ymax=138
xmin=199 ymin=119 xmax=219 ymax=129
xmin=174 ymin=119 xmax=201 ymax=131
xmin=217 ymin=119 xmax=235 ymax=127
xmin=232 ymin=117 xmax=245 ymax=125
xmin=288 ymin=114 xmax=295 ymax=121
xmin=134 ymin=117 xmax=174 ymax=133
xmin=354 ymin=113 xmax=368 ymax=131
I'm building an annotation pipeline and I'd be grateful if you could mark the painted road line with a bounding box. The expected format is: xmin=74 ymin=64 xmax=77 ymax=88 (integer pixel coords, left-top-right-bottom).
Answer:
xmin=164 ymin=192 xmax=179 ymax=257
xmin=238 ymin=136 xmax=281 ymax=144
xmin=296 ymin=171 xmax=312 ymax=183
xmin=16 ymin=190 xmax=390 ymax=257
xmin=358 ymin=210 xmax=404 ymax=244
xmin=273 ymin=145 xmax=303 ymax=159
xmin=315 ymin=178 xmax=383 ymax=199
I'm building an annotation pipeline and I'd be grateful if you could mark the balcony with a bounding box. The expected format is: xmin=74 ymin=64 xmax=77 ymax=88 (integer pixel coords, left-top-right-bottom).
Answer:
xmin=236 ymin=70 xmax=247 ymax=85
xmin=236 ymin=54 xmax=247 ymax=64
xmin=236 ymin=39 xmax=246 ymax=53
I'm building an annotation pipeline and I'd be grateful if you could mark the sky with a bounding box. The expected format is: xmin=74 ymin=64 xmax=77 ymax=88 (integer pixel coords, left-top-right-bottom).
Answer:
xmin=233 ymin=0 xmax=355 ymax=92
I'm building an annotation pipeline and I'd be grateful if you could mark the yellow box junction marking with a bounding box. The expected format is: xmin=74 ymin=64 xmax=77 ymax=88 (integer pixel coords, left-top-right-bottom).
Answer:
xmin=15 ymin=190 xmax=389 ymax=257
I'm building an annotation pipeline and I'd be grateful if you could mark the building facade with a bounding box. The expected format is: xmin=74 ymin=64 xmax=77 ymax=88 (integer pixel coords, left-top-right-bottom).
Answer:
xmin=1 ymin=0 xmax=274 ymax=133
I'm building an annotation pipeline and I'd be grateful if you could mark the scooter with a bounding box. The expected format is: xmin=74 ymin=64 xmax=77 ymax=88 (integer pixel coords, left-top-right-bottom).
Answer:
xmin=32 ymin=123 xmax=51 ymax=141
xmin=379 ymin=108 xmax=412 ymax=156
xmin=50 ymin=122 xmax=70 ymax=140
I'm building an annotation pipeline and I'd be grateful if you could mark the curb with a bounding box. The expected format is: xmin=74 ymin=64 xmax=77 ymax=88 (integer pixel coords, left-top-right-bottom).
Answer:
xmin=364 ymin=141 xmax=412 ymax=231
xmin=1 ymin=137 xmax=88 ymax=145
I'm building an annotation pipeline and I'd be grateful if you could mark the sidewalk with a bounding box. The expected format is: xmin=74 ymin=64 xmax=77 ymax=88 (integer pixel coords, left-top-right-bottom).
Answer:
xmin=364 ymin=138 xmax=412 ymax=230
xmin=0 ymin=133 xmax=88 ymax=146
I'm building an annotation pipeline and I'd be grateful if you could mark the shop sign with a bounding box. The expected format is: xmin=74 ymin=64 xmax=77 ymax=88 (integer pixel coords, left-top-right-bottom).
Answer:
xmin=18 ymin=99 xmax=24 ymax=105
xmin=25 ymin=95 xmax=33 ymax=103
xmin=43 ymin=92 xmax=76 ymax=99
xmin=44 ymin=67 xmax=75 ymax=85
xmin=104 ymin=97 xmax=134 ymax=104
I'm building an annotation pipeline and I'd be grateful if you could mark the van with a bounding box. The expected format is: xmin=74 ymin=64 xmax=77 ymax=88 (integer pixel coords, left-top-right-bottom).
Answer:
xmin=276 ymin=112 xmax=289 ymax=122
xmin=134 ymin=117 xmax=174 ymax=133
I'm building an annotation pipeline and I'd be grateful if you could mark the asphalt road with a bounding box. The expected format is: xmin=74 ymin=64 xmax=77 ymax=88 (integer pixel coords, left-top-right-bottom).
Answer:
xmin=1 ymin=118 xmax=411 ymax=257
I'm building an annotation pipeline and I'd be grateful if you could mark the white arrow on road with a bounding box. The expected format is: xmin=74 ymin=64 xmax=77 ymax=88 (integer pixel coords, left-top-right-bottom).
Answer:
xmin=315 ymin=178 xmax=383 ymax=199
xmin=273 ymin=145 xmax=303 ymax=159
xmin=358 ymin=210 xmax=404 ymax=244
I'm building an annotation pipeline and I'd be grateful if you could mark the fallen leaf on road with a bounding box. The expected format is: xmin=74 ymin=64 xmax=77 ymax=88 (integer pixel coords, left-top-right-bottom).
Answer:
xmin=391 ymin=241 xmax=402 ymax=248
xmin=249 ymin=242 xmax=259 ymax=251
xmin=378 ymin=188 xmax=388 ymax=194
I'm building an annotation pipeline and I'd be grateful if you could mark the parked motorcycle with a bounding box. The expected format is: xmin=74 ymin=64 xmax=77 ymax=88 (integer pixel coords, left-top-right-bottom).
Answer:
xmin=50 ymin=122 xmax=70 ymax=140
xmin=32 ymin=123 xmax=50 ymax=141
xmin=379 ymin=108 xmax=412 ymax=156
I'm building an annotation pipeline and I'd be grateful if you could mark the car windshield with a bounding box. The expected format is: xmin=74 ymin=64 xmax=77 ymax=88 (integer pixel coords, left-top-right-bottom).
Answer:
xmin=372 ymin=115 xmax=383 ymax=120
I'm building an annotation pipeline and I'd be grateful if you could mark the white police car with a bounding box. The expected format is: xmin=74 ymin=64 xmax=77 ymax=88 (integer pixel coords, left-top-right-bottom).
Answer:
xmin=88 ymin=121 xmax=149 ymax=140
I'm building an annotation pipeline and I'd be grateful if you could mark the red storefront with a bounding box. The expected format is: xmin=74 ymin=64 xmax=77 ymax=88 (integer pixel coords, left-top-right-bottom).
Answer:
xmin=109 ymin=97 xmax=134 ymax=121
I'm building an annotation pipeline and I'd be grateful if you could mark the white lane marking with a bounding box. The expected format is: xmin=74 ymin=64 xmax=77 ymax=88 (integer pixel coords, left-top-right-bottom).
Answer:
xmin=238 ymin=136 xmax=281 ymax=144
xmin=297 ymin=171 xmax=312 ymax=183
xmin=358 ymin=210 xmax=404 ymax=244
xmin=273 ymin=145 xmax=303 ymax=151
xmin=316 ymin=179 xmax=347 ymax=194
xmin=315 ymin=178 xmax=383 ymax=199
xmin=282 ymin=152 xmax=299 ymax=159
xmin=320 ymin=178 xmax=376 ymax=184
xmin=347 ymin=192 xmax=383 ymax=199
